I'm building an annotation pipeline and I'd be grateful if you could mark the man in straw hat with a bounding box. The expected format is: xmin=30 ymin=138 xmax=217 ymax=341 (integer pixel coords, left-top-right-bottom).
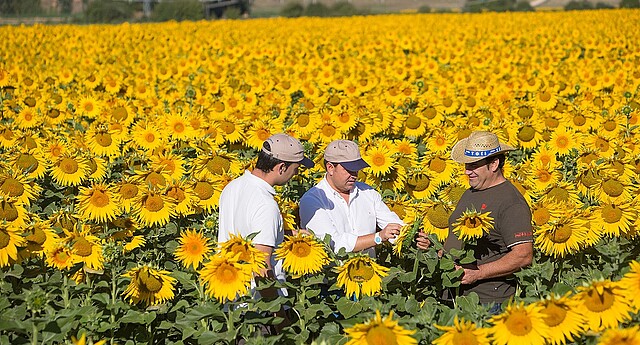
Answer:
xmin=218 ymin=133 xmax=314 ymax=299
xmin=416 ymin=131 xmax=533 ymax=310
xmin=299 ymin=139 xmax=403 ymax=257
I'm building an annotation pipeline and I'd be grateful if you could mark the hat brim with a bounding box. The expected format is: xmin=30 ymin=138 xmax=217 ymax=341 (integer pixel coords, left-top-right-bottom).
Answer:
xmin=451 ymin=139 xmax=515 ymax=164
xmin=298 ymin=157 xmax=315 ymax=168
xmin=338 ymin=159 xmax=370 ymax=172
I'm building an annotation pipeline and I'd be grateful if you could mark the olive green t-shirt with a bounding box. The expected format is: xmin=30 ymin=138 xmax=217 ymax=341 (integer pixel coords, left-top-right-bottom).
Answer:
xmin=443 ymin=180 xmax=533 ymax=304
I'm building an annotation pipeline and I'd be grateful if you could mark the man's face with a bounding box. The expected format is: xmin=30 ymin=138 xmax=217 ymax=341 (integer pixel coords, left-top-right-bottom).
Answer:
xmin=274 ymin=162 xmax=300 ymax=186
xmin=464 ymin=158 xmax=498 ymax=190
xmin=326 ymin=162 xmax=358 ymax=194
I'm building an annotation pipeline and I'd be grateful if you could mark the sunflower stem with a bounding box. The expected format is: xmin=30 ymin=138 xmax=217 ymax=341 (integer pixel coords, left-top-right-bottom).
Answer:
xmin=31 ymin=321 xmax=37 ymax=345
xmin=411 ymin=249 xmax=421 ymax=296
xmin=63 ymin=274 xmax=70 ymax=309
xmin=111 ymin=266 xmax=117 ymax=345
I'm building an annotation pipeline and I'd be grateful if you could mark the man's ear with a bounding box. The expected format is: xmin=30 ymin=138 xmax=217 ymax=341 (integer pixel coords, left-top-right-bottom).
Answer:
xmin=489 ymin=158 xmax=500 ymax=172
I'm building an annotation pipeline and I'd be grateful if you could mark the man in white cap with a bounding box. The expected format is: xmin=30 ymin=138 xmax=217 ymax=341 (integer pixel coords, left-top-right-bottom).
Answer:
xmin=218 ymin=133 xmax=314 ymax=290
xmin=416 ymin=131 xmax=533 ymax=310
xmin=299 ymin=139 xmax=403 ymax=257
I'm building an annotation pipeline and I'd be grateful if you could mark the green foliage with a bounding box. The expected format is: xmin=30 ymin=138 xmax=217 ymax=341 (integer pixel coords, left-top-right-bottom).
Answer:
xmin=85 ymin=0 xmax=134 ymax=23
xmin=564 ymin=0 xmax=594 ymax=10
xmin=417 ymin=5 xmax=431 ymax=13
xmin=330 ymin=1 xmax=359 ymax=16
xmin=152 ymin=0 xmax=204 ymax=22
xmin=620 ymin=0 xmax=640 ymax=7
xmin=595 ymin=1 xmax=615 ymax=8
xmin=280 ymin=2 xmax=304 ymax=18
xmin=279 ymin=1 xmax=364 ymax=18
xmin=225 ymin=6 xmax=243 ymax=19
xmin=0 ymin=0 xmax=42 ymax=16
xmin=304 ymin=2 xmax=330 ymax=17
xmin=514 ymin=1 xmax=535 ymax=11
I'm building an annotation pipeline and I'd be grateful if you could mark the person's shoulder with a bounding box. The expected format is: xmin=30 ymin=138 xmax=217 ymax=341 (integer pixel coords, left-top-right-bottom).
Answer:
xmin=301 ymin=184 xmax=327 ymax=202
xmin=355 ymin=181 xmax=375 ymax=192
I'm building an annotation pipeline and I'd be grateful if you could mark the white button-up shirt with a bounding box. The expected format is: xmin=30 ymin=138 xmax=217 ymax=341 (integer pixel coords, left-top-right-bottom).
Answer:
xmin=218 ymin=170 xmax=285 ymax=283
xmin=299 ymin=177 xmax=403 ymax=256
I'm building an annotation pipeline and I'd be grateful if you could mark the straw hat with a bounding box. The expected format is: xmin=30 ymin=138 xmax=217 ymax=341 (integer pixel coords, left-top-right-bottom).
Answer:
xmin=450 ymin=131 xmax=515 ymax=164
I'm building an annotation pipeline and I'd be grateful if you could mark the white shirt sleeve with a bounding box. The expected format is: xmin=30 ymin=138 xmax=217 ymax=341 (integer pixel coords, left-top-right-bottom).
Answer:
xmin=299 ymin=190 xmax=358 ymax=253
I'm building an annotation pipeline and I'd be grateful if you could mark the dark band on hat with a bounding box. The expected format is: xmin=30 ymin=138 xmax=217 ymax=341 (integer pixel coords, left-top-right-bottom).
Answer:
xmin=464 ymin=146 xmax=503 ymax=158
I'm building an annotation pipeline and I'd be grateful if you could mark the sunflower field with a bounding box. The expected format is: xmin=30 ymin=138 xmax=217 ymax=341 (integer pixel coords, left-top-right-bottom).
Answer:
xmin=1 ymin=8 xmax=640 ymax=345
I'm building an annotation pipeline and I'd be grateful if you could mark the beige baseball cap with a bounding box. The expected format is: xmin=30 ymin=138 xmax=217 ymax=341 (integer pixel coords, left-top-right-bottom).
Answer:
xmin=450 ymin=131 xmax=515 ymax=164
xmin=324 ymin=140 xmax=370 ymax=171
xmin=262 ymin=134 xmax=314 ymax=168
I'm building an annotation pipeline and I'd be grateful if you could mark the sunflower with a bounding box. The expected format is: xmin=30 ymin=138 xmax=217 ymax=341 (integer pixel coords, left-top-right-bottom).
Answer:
xmin=85 ymin=125 xmax=122 ymax=158
xmin=364 ymin=146 xmax=394 ymax=177
xmin=595 ymin=175 xmax=634 ymax=203
xmin=597 ymin=326 xmax=640 ymax=345
xmin=115 ymin=176 xmax=141 ymax=214
xmin=527 ymin=163 xmax=562 ymax=193
xmin=132 ymin=188 xmax=176 ymax=228
xmin=217 ymin=233 xmax=267 ymax=275
xmin=164 ymin=180 xmax=198 ymax=217
xmin=489 ymin=301 xmax=550 ymax=345
xmin=122 ymin=265 xmax=176 ymax=307
xmin=174 ymin=229 xmax=213 ymax=270
xmin=134 ymin=167 xmax=171 ymax=189
xmin=191 ymin=177 xmax=222 ymax=214
xmin=344 ymin=310 xmax=417 ymax=345
xmin=573 ymin=279 xmax=632 ymax=332
xmin=274 ymin=233 xmax=330 ymax=277
xmin=405 ymin=170 xmax=439 ymax=200
xmin=335 ymin=254 xmax=389 ymax=299
xmin=0 ymin=170 xmax=42 ymax=207
xmin=62 ymin=227 xmax=104 ymax=271
xmin=402 ymin=110 xmax=428 ymax=138
xmin=20 ymin=219 xmax=58 ymax=259
xmin=422 ymin=201 xmax=454 ymax=242
xmin=15 ymin=107 xmax=40 ymax=129
xmin=12 ymin=149 xmax=48 ymax=179
xmin=536 ymin=294 xmax=585 ymax=345
xmin=547 ymin=126 xmax=577 ymax=156
xmin=534 ymin=214 xmax=589 ymax=258
xmin=150 ymin=151 xmax=187 ymax=182
xmin=108 ymin=216 xmax=145 ymax=252
xmin=50 ymin=153 xmax=91 ymax=187
xmin=76 ymin=183 xmax=121 ymax=223
xmin=217 ymin=119 xmax=245 ymax=144
xmin=287 ymin=111 xmax=320 ymax=138
xmin=433 ymin=316 xmax=490 ymax=345
xmin=132 ymin=122 xmax=166 ymax=152
xmin=619 ymin=260 xmax=640 ymax=312
xmin=452 ymin=208 xmax=494 ymax=241
xmin=592 ymin=201 xmax=635 ymax=237
xmin=44 ymin=242 xmax=78 ymax=270
xmin=192 ymin=151 xmax=242 ymax=179
xmin=424 ymin=153 xmax=458 ymax=186
xmin=199 ymin=251 xmax=252 ymax=303
xmin=164 ymin=114 xmax=197 ymax=141
xmin=0 ymin=223 xmax=26 ymax=268
xmin=77 ymin=96 xmax=101 ymax=118
xmin=0 ymin=196 xmax=28 ymax=229
xmin=245 ymin=120 xmax=278 ymax=150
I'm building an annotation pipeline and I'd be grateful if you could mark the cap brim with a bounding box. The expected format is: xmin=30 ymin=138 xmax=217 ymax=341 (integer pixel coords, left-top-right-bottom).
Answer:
xmin=339 ymin=159 xmax=370 ymax=172
xmin=299 ymin=157 xmax=315 ymax=168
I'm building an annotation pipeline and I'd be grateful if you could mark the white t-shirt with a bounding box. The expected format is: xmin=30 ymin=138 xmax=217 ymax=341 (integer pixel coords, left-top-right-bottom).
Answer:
xmin=299 ymin=177 xmax=404 ymax=257
xmin=218 ymin=170 xmax=286 ymax=285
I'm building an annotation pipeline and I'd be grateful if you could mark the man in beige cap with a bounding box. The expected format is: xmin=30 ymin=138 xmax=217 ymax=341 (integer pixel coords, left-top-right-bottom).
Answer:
xmin=299 ymin=140 xmax=403 ymax=257
xmin=218 ymin=133 xmax=314 ymax=293
xmin=416 ymin=131 xmax=533 ymax=311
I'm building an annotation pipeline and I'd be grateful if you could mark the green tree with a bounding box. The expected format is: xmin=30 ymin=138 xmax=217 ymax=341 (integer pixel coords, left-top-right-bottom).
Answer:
xmin=620 ymin=0 xmax=640 ymax=8
xmin=153 ymin=0 xmax=204 ymax=21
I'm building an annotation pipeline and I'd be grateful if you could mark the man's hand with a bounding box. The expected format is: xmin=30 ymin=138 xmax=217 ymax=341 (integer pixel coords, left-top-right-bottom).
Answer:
xmin=415 ymin=231 xmax=431 ymax=250
xmin=380 ymin=223 xmax=402 ymax=242
xmin=455 ymin=263 xmax=481 ymax=285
